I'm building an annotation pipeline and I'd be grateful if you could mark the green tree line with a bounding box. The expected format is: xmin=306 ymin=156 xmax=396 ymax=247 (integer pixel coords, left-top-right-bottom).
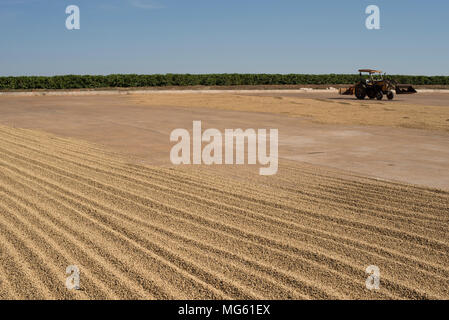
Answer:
xmin=1 ymin=74 xmax=448 ymax=90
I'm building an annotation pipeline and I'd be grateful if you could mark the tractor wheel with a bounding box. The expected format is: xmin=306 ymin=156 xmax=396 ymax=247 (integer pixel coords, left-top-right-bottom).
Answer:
xmin=366 ymin=87 xmax=376 ymax=99
xmin=355 ymin=86 xmax=366 ymax=100
xmin=376 ymin=92 xmax=383 ymax=100
xmin=387 ymin=91 xmax=394 ymax=100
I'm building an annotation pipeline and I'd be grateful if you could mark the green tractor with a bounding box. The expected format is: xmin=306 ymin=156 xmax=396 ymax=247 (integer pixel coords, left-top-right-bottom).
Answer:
xmin=340 ymin=69 xmax=417 ymax=100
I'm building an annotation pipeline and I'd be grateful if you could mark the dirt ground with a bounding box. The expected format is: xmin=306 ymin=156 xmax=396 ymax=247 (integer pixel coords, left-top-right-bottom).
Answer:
xmin=0 ymin=92 xmax=448 ymax=189
xmin=0 ymin=91 xmax=448 ymax=300
xmin=130 ymin=92 xmax=449 ymax=132
xmin=246 ymin=91 xmax=449 ymax=107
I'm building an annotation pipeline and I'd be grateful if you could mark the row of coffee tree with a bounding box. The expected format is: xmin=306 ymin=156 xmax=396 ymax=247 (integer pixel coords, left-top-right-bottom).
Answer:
xmin=1 ymin=74 xmax=448 ymax=90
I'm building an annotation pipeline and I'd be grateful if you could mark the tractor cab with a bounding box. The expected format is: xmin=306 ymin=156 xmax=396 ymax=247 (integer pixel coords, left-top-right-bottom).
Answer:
xmin=359 ymin=69 xmax=384 ymax=85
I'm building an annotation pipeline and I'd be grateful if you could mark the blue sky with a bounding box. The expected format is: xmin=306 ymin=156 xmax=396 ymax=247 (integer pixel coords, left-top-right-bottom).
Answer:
xmin=0 ymin=0 xmax=448 ymax=76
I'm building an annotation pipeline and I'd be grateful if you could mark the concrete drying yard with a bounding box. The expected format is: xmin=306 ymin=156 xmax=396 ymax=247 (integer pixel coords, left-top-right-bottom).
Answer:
xmin=0 ymin=91 xmax=448 ymax=299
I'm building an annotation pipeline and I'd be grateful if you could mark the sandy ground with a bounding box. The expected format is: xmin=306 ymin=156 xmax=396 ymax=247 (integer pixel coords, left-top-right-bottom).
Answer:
xmin=0 ymin=91 xmax=448 ymax=300
xmin=0 ymin=93 xmax=448 ymax=189
xmin=0 ymin=125 xmax=448 ymax=299
xmin=130 ymin=92 xmax=449 ymax=132
xmin=243 ymin=90 xmax=449 ymax=107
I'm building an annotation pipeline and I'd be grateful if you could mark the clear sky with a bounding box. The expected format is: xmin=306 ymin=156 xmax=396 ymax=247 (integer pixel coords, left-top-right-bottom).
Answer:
xmin=1 ymin=0 xmax=448 ymax=76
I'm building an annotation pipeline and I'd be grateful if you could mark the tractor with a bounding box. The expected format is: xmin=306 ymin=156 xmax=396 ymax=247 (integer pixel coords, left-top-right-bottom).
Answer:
xmin=339 ymin=69 xmax=417 ymax=100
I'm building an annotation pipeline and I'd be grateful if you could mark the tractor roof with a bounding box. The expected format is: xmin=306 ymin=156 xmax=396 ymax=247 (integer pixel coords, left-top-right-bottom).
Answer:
xmin=358 ymin=69 xmax=382 ymax=74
